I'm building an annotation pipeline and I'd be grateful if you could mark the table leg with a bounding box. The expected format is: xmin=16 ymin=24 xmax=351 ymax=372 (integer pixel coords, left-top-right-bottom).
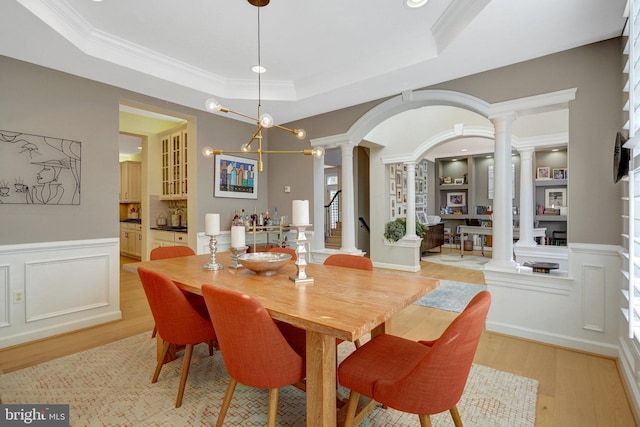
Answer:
xmin=460 ymin=232 xmax=465 ymax=258
xmin=306 ymin=330 xmax=337 ymax=427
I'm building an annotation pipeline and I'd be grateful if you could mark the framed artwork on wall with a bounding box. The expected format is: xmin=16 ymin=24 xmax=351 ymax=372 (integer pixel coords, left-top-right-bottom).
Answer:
xmin=214 ymin=154 xmax=258 ymax=199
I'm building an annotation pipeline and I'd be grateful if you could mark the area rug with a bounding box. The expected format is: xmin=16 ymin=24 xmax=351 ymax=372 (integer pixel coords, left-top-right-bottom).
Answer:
xmin=422 ymin=254 xmax=490 ymax=270
xmin=414 ymin=280 xmax=487 ymax=313
xmin=0 ymin=333 xmax=537 ymax=426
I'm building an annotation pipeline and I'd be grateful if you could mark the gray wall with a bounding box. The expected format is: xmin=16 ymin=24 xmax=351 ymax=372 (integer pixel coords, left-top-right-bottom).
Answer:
xmin=1 ymin=36 xmax=625 ymax=248
xmin=0 ymin=55 xmax=266 ymax=245
xmin=271 ymin=38 xmax=624 ymax=247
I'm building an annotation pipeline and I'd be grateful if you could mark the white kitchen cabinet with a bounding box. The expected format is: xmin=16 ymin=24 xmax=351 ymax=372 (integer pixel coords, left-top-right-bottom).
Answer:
xmin=150 ymin=229 xmax=189 ymax=251
xmin=159 ymin=125 xmax=188 ymax=200
xmin=119 ymin=161 xmax=141 ymax=203
xmin=120 ymin=222 xmax=142 ymax=259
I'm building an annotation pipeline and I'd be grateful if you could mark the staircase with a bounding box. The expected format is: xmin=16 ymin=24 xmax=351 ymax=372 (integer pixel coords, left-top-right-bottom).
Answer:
xmin=325 ymin=221 xmax=342 ymax=249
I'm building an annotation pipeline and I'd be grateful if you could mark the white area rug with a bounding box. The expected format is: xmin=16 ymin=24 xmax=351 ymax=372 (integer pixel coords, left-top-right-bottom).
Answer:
xmin=414 ymin=280 xmax=486 ymax=313
xmin=0 ymin=333 xmax=538 ymax=426
xmin=422 ymin=254 xmax=490 ymax=270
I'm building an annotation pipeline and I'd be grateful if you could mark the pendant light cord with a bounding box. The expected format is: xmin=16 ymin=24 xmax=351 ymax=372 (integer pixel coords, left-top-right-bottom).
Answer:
xmin=257 ymin=4 xmax=262 ymax=112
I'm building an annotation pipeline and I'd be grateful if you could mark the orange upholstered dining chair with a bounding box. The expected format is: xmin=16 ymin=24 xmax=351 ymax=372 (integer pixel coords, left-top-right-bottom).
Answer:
xmin=137 ymin=267 xmax=217 ymax=408
xmin=201 ymin=284 xmax=306 ymax=427
xmin=323 ymin=253 xmax=373 ymax=271
xmin=149 ymin=246 xmax=199 ymax=338
xmin=267 ymin=246 xmax=297 ymax=261
xmin=338 ymin=291 xmax=491 ymax=427
xmin=324 ymin=253 xmax=373 ymax=348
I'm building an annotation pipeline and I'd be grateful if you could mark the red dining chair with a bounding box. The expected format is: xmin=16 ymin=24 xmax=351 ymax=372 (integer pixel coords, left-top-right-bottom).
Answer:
xmin=267 ymin=246 xmax=297 ymax=261
xmin=137 ymin=266 xmax=217 ymax=408
xmin=201 ymin=284 xmax=306 ymax=427
xmin=338 ymin=291 xmax=491 ymax=427
xmin=324 ymin=253 xmax=373 ymax=348
xmin=149 ymin=246 xmax=204 ymax=338
xmin=324 ymin=253 xmax=373 ymax=271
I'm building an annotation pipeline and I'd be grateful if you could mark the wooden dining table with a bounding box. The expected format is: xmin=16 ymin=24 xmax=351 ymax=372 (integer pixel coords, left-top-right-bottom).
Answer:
xmin=124 ymin=252 xmax=438 ymax=426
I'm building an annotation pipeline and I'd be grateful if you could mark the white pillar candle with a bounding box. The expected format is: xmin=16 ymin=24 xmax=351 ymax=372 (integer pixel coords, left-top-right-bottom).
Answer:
xmin=231 ymin=225 xmax=245 ymax=248
xmin=205 ymin=213 xmax=220 ymax=236
xmin=292 ymin=200 xmax=309 ymax=225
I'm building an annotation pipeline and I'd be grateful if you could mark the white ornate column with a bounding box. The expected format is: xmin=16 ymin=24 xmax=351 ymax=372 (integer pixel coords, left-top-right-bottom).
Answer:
xmin=515 ymin=147 xmax=536 ymax=247
xmin=487 ymin=114 xmax=518 ymax=270
xmin=338 ymin=141 xmax=358 ymax=253
xmin=404 ymin=161 xmax=417 ymax=238
xmin=312 ymin=154 xmax=326 ymax=251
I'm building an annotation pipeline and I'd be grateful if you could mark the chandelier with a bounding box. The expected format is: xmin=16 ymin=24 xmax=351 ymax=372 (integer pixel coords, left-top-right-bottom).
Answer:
xmin=202 ymin=0 xmax=324 ymax=172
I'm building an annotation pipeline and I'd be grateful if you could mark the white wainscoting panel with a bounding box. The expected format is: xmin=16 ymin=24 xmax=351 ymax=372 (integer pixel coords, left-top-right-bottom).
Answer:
xmin=0 ymin=265 xmax=8 ymax=328
xmin=25 ymin=255 xmax=110 ymax=322
xmin=485 ymin=243 xmax=621 ymax=357
xmin=582 ymin=263 xmax=605 ymax=332
xmin=0 ymin=238 xmax=121 ymax=348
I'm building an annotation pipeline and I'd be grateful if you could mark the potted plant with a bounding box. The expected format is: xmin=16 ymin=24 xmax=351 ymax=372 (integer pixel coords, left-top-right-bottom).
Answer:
xmin=384 ymin=218 xmax=428 ymax=242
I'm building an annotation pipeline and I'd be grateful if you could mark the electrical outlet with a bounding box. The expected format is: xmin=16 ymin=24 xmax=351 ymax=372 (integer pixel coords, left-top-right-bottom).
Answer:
xmin=13 ymin=290 xmax=25 ymax=303
xmin=284 ymin=186 xmax=291 ymax=193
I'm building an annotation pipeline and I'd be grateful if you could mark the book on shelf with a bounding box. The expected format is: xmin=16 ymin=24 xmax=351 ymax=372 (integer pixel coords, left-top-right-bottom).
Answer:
xmin=543 ymin=208 xmax=560 ymax=215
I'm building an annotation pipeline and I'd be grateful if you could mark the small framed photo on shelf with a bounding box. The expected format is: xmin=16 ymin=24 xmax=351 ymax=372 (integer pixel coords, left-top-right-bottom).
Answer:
xmin=443 ymin=176 xmax=453 ymax=184
xmin=447 ymin=192 xmax=466 ymax=207
xmin=536 ymin=167 xmax=550 ymax=180
xmin=552 ymin=168 xmax=567 ymax=180
xmin=454 ymin=178 xmax=464 ymax=185
xmin=389 ymin=179 xmax=395 ymax=195
xmin=545 ymin=188 xmax=567 ymax=208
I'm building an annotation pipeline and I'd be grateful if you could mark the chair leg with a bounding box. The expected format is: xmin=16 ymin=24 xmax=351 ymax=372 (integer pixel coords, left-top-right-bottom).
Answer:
xmin=175 ymin=344 xmax=194 ymax=408
xmin=216 ymin=378 xmax=238 ymax=427
xmin=151 ymin=324 xmax=157 ymax=338
xmin=343 ymin=391 xmax=360 ymax=427
xmin=449 ymin=405 xmax=463 ymax=427
xmin=267 ymin=388 xmax=279 ymax=427
xmin=152 ymin=340 xmax=170 ymax=383
xmin=418 ymin=414 xmax=433 ymax=427
xmin=208 ymin=340 xmax=214 ymax=356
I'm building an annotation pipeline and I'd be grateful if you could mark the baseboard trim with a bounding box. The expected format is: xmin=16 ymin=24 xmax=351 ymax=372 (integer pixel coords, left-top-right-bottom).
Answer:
xmin=0 ymin=310 xmax=122 ymax=349
xmin=487 ymin=320 xmax=619 ymax=357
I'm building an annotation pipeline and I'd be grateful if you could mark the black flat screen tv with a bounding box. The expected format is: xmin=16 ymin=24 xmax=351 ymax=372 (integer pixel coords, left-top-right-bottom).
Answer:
xmin=614 ymin=131 xmax=630 ymax=184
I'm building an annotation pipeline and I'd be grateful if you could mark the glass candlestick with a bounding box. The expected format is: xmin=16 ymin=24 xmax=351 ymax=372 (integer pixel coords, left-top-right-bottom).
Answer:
xmin=203 ymin=235 xmax=224 ymax=270
xmin=290 ymin=225 xmax=314 ymax=284
xmin=229 ymin=246 xmax=248 ymax=269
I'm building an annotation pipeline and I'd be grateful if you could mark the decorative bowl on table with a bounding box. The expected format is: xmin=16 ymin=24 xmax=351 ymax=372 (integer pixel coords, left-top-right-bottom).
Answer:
xmin=237 ymin=252 xmax=292 ymax=276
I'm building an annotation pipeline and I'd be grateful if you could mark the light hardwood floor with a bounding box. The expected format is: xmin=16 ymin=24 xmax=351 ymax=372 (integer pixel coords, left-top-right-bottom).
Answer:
xmin=0 ymin=250 xmax=636 ymax=426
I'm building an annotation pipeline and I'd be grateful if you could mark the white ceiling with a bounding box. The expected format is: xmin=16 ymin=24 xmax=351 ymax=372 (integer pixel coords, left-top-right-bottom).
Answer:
xmin=2 ymin=0 xmax=627 ymax=127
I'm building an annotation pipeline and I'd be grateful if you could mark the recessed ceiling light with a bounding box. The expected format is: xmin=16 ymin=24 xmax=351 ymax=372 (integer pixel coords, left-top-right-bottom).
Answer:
xmin=405 ymin=0 xmax=428 ymax=8
xmin=252 ymin=65 xmax=266 ymax=73
xmin=551 ymin=148 xmax=559 ymax=152
xmin=461 ymin=148 xmax=468 ymax=152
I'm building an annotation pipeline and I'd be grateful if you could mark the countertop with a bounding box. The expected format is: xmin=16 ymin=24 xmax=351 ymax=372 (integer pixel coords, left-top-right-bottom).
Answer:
xmin=150 ymin=226 xmax=188 ymax=233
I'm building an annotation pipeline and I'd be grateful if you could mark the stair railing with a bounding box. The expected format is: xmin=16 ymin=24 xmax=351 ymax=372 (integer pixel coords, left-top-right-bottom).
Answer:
xmin=324 ymin=190 xmax=341 ymax=241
